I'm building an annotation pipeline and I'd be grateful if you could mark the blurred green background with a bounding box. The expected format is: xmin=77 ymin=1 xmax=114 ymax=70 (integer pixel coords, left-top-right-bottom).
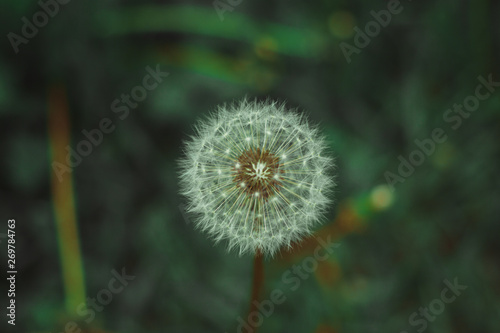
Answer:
xmin=0 ymin=0 xmax=499 ymax=332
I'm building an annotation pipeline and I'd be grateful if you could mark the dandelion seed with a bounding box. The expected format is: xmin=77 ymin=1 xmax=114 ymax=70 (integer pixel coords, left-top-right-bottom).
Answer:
xmin=179 ymin=99 xmax=336 ymax=256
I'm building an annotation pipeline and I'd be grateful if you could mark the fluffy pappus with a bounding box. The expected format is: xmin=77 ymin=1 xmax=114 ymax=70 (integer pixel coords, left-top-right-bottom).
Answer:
xmin=179 ymin=99 xmax=335 ymax=257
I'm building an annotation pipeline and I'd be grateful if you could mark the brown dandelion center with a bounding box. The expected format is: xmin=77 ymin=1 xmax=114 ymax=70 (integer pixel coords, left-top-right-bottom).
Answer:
xmin=233 ymin=148 xmax=283 ymax=200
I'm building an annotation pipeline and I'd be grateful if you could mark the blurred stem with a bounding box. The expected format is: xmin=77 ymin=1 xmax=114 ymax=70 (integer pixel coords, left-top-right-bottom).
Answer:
xmin=248 ymin=249 xmax=264 ymax=332
xmin=48 ymin=85 xmax=86 ymax=313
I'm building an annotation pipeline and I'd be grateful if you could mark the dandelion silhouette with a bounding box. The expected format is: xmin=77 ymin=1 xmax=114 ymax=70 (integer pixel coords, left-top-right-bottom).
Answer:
xmin=179 ymin=99 xmax=335 ymax=257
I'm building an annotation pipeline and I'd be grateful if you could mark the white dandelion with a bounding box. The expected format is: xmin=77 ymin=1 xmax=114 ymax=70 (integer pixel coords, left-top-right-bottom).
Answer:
xmin=179 ymin=99 xmax=335 ymax=257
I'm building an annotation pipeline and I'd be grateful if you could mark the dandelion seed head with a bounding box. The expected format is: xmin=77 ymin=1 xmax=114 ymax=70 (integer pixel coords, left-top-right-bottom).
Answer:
xmin=179 ymin=99 xmax=336 ymax=257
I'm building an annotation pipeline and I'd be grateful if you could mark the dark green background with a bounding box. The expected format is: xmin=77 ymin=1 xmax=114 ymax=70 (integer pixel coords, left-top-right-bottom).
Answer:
xmin=0 ymin=0 xmax=499 ymax=332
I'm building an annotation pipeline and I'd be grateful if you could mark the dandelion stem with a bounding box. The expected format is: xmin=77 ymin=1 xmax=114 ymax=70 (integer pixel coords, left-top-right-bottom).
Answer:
xmin=247 ymin=249 xmax=264 ymax=332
